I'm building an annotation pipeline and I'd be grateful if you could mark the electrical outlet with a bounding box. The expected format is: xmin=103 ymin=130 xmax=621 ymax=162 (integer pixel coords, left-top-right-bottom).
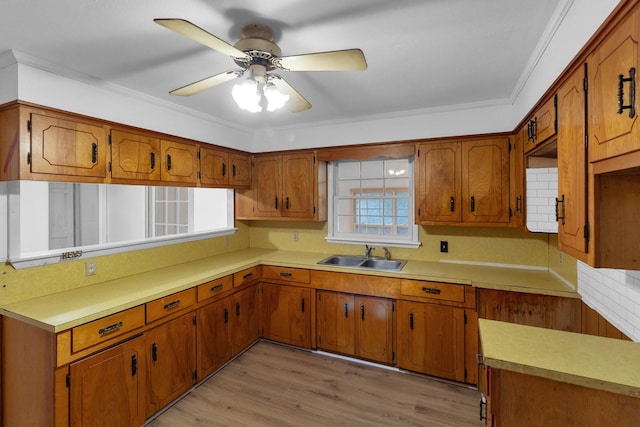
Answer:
xmin=85 ymin=260 xmax=96 ymax=276
xmin=440 ymin=241 xmax=448 ymax=253
xmin=293 ymin=231 xmax=299 ymax=241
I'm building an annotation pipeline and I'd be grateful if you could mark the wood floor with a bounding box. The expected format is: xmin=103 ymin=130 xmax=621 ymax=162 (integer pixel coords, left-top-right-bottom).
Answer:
xmin=147 ymin=341 xmax=484 ymax=427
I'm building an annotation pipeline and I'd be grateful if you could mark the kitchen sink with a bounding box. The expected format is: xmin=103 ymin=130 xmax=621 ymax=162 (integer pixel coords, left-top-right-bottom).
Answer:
xmin=317 ymin=255 xmax=406 ymax=271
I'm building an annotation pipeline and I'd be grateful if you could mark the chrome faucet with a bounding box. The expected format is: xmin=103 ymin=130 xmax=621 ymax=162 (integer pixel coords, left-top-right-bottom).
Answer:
xmin=383 ymin=247 xmax=390 ymax=260
xmin=365 ymin=244 xmax=375 ymax=259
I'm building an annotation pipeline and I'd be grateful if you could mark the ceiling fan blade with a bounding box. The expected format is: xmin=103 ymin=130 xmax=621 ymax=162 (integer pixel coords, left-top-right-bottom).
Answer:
xmin=277 ymin=49 xmax=367 ymax=71
xmin=269 ymin=74 xmax=311 ymax=112
xmin=170 ymin=70 xmax=242 ymax=96
xmin=154 ymin=18 xmax=251 ymax=61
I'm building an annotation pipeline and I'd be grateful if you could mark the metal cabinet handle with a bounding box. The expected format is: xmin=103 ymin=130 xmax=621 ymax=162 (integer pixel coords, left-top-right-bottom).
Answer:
xmin=280 ymin=272 xmax=293 ymax=278
xmin=450 ymin=196 xmax=455 ymax=212
xmin=163 ymin=300 xmax=181 ymax=310
xmin=243 ymin=272 xmax=253 ymax=280
xmin=166 ymin=154 xmax=172 ymax=171
xmin=151 ymin=342 xmax=158 ymax=363
xmin=91 ymin=143 xmax=98 ymax=164
xmin=618 ymin=67 xmax=636 ymax=118
xmin=286 ymin=197 xmax=290 ymax=209
xmin=210 ymin=284 xmax=223 ymax=292
xmin=232 ymin=164 xmax=237 ymax=177
xmin=345 ymin=303 xmax=349 ymax=318
xmin=470 ymin=196 xmax=475 ymax=212
xmin=555 ymin=194 xmax=566 ymax=225
xmin=224 ymin=308 xmax=229 ymax=324
xmin=131 ymin=354 xmax=138 ymax=376
xmin=150 ymin=152 xmax=156 ymax=170
xmin=98 ymin=321 xmax=123 ymax=336
xmin=422 ymin=287 xmax=441 ymax=295
xmin=274 ymin=196 xmax=278 ymax=209
xmin=360 ymin=305 xmax=365 ymax=321
xmin=301 ymin=298 xmax=305 ymax=313
xmin=409 ymin=313 xmax=414 ymax=330
xmin=236 ymin=301 xmax=240 ymax=317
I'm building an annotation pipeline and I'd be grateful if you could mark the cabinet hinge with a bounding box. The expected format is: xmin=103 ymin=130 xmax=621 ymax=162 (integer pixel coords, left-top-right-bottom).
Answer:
xmin=197 ymin=171 xmax=201 ymax=179
xmin=313 ymin=206 xmax=316 ymax=214
xmin=584 ymin=134 xmax=589 ymax=150
xmin=417 ymin=148 xmax=420 ymax=157
xmin=508 ymin=140 xmax=512 ymax=153
xmin=464 ymin=312 xmax=468 ymax=324
xmin=193 ymin=316 xmax=197 ymax=326
xmin=27 ymin=119 xmax=31 ymax=133
xmin=509 ymin=207 xmax=513 ymax=218
xmin=553 ymin=93 xmax=558 ymax=133
xmin=197 ymin=151 xmax=201 ymax=159
xmin=392 ymin=351 xmax=396 ymax=364
xmin=583 ymin=76 xmax=588 ymax=92
xmin=26 ymin=152 xmax=31 ymax=165
xmin=417 ymin=207 xmax=421 ymax=217
xmin=108 ymin=134 xmax=112 ymax=145
xmin=313 ymin=154 xmax=316 ymax=163
xmin=66 ymin=373 xmax=70 ymax=388
xmin=584 ymin=222 xmax=590 ymax=241
xmin=193 ymin=371 xmax=197 ymax=381
xmin=108 ymin=162 xmax=112 ymax=172
xmin=464 ymin=367 xmax=468 ymax=379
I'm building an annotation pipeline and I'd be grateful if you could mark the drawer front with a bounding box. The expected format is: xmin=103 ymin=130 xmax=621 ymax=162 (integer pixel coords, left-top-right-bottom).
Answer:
xmin=72 ymin=305 xmax=145 ymax=352
xmin=262 ymin=266 xmax=310 ymax=284
xmin=233 ymin=266 xmax=261 ymax=287
xmin=146 ymin=288 xmax=197 ymax=323
xmin=197 ymin=275 xmax=233 ymax=302
xmin=400 ymin=280 xmax=465 ymax=303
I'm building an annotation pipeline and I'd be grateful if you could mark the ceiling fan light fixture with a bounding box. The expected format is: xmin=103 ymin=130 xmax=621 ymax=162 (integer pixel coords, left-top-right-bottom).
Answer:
xmin=232 ymin=77 xmax=262 ymax=113
xmin=264 ymin=82 xmax=290 ymax=112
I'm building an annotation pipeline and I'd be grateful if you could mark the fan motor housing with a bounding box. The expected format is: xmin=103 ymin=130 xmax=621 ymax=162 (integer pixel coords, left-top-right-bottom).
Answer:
xmin=234 ymin=24 xmax=282 ymax=70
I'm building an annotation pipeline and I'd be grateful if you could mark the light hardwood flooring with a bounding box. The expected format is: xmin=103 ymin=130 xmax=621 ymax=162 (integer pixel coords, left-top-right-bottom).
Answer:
xmin=147 ymin=341 xmax=484 ymax=427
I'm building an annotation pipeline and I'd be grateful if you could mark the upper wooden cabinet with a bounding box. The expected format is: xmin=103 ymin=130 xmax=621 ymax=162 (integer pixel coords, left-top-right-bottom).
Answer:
xmin=200 ymin=146 xmax=251 ymax=188
xmin=236 ymin=151 xmax=327 ymax=221
xmin=160 ymin=139 xmax=199 ymax=185
xmin=587 ymin=5 xmax=640 ymax=163
xmin=557 ymin=65 xmax=588 ymax=261
xmin=111 ymin=128 xmax=161 ymax=182
xmin=509 ymin=128 xmax=525 ymax=229
xmin=416 ymin=137 xmax=510 ymax=225
xmin=523 ymin=95 xmax=557 ymax=154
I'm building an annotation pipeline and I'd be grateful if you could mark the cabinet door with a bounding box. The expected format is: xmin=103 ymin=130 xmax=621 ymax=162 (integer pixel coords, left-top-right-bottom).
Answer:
xmin=282 ymin=153 xmax=315 ymax=218
xmin=70 ymin=335 xmax=146 ymax=427
xmin=396 ymin=301 xmax=466 ymax=382
xmin=200 ymin=146 xmax=229 ymax=186
xmin=146 ymin=313 xmax=196 ymax=416
xmin=588 ymin=8 xmax=640 ymax=162
xmin=196 ymin=297 xmax=233 ymax=379
xmin=510 ymin=130 xmax=525 ymax=228
xmin=253 ymin=155 xmax=283 ymax=217
xmin=355 ymin=296 xmax=393 ymax=364
xmin=557 ymin=66 xmax=588 ymax=259
xmin=30 ymin=112 xmax=108 ymax=178
xmin=230 ymin=153 xmax=252 ymax=188
xmin=231 ymin=285 xmax=260 ymax=354
xmin=462 ymin=138 xmax=510 ymax=223
xmin=160 ymin=139 xmax=199 ymax=184
xmin=316 ymin=291 xmax=355 ymax=355
xmin=261 ymin=283 xmax=311 ymax=348
xmin=110 ymin=129 xmax=160 ymax=181
xmin=415 ymin=142 xmax=461 ymax=223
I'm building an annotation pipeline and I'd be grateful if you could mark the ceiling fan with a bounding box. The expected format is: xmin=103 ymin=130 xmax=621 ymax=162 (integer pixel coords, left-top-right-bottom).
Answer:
xmin=154 ymin=19 xmax=368 ymax=113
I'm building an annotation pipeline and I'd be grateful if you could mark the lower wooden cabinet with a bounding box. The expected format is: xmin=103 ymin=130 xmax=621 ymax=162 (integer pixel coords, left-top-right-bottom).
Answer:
xmin=146 ymin=313 xmax=196 ymax=417
xmin=261 ymin=283 xmax=312 ymax=348
xmin=69 ymin=335 xmax=147 ymax=427
xmin=316 ymin=291 xmax=393 ymax=364
xmin=396 ymin=300 xmax=466 ymax=382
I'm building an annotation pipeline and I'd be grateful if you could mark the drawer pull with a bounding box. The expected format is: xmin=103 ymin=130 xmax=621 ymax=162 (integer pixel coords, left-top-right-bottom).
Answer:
xmin=163 ymin=300 xmax=181 ymax=310
xmin=618 ymin=67 xmax=636 ymax=118
xmin=279 ymin=272 xmax=293 ymax=278
xmin=98 ymin=321 xmax=123 ymax=336
xmin=422 ymin=287 xmax=441 ymax=295
xmin=210 ymin=284 xmax=224 ymax=292
xmin=243 ymin=272 xmax=254 ymax=280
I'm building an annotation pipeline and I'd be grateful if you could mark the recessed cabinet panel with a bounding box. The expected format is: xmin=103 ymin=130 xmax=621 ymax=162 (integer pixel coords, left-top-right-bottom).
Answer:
xmin=200 ymin=146 xmax=229 ymax=186
xmin=316 ymin=291 xmax=356 ymax=355
xmin=160 ymin=139 xmax=199 ymax=185
xmin=416 ymin=142 xmax=461 ymax=222
xmin=111 ymin=129 xmax=161 ymax=181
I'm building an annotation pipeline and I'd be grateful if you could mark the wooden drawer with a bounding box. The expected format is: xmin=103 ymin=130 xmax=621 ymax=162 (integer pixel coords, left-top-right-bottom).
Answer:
xmin=400 ymin=280 xmax=465 ymax=303
xmin=262 ymin=266 xmax=310 ymax=284
xmin=146 ymin=288 xmax=196 ymax=324
xmin=233 ymin=266 xmax=261 ymax=287
xmin=72 ymin=305 xmax=145 ymax=353
xmin=197 ymin=275 xmax=233 ymax=302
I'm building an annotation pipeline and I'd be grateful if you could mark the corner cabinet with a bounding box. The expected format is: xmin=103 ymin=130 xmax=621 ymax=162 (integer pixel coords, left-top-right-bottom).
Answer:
xmin=200 ymin=146 xmax=251 ymax=188
xmin=415 ymin=137 xmax=510 ymax=225
xmin=236 ymin=151 xmax=327 ymax=221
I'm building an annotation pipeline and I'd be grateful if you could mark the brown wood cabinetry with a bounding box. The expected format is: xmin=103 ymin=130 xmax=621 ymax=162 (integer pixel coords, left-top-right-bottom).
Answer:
xmin=523 ymin=95 xmax=557 ymax=153
xmin=261 ymin=283 xmax=312 ymax=348
xmin=415 ymin=137 xmax=510 ymax=225
xmin=509 ymin=129 xmax=525 ymax=228
xmin=236 ymin=151 xmax=327 ymax=221
xmin=557 ymin=65 xmax=589 ymax=261
xmin=70 ymin=335 xmax=147 ymax=427
xmin=160 ymin=139 xmax=199 ymax=185
xmin=200 ymin=146 xmax=251 ymax=188
xmin=316 ymin=291 xmax=393 ymax=364
xmin=110 ymin=128 xmax=161 ymax=182
xmin=146 ymin=313 xmax=196 ymax=416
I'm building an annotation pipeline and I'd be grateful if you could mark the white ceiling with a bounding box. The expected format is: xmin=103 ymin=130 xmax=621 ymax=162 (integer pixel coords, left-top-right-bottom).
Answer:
xmin=0 ymin=0 xmax=562 ymax=132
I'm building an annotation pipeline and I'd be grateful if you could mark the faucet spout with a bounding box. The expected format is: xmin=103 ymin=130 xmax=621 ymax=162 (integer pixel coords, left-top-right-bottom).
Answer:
xmin=365 ymin=244 xmax=375 ymax=259
xmin=383 ymin=247 xmax=390 ymax=260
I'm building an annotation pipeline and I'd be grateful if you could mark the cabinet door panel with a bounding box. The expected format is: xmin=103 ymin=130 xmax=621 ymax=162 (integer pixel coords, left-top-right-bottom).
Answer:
xmin=397 ymin=301 xmax=465 ymax=382
xmin=557 ymin=67 xmax=588 ymax=258
xmin=282 ymin=153 xmax=315 ymax=218
xmin=230 ymin=153 xmax=251 ymax=187
xmin=197 ymin=298 xmax=233 ymax=379
xmin=356 ymin=296 xmax=393 ymax=364
xmin=160 ymin=140 xmax=199 ymax=184
xmin=462 ymin=138 xmax=510 ymax=223
xmin=416 ymin=142 xmax=461 ymax=222
xmin=70 ymin=336 xmax=146 ymax=427
xmin=316 ymin=291 xmax=355 ymax=355
xmin=111 ymin=129 xmax=160 ymax=181
xmin=262 ymin=283 xmax=311 ymax=348
xmin=200 ymin=146 xmax=229 ymax=186
xmin=253 ymin=156 xmax=282 ymax=216
xmin=30 ymin=113 xmax=107 ymax=178
xmin=146 ymin=313 xmax=196 ymax=416
xmin=231 ymin=285 xmax=260 ymax=353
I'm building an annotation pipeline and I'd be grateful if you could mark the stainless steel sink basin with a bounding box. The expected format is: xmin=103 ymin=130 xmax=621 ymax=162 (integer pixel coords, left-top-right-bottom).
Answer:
xmin=317 ymin=255 xmax=406 ymax=271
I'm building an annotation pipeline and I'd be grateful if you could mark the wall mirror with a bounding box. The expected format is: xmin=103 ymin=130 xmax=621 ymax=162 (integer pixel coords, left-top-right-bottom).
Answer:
xmin=5 ymin=181 xmax=235 ymax=268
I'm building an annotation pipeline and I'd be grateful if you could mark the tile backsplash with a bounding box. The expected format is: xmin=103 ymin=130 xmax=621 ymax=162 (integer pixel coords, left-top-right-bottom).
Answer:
xmin=526 ymin=167 xmax=558 ymax=233
xmin=578 ymin=261 xmax=640 ymax=341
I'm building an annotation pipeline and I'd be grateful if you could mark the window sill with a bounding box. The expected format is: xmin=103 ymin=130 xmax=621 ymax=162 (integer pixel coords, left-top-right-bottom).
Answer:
xmin=325 ymin=236 xmax=421 ymax=249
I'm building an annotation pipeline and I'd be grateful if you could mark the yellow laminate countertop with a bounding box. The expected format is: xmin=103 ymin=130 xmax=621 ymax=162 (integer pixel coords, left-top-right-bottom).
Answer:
xmin=479 ymin=319 xmax=640 ymax=398
xmin=0 ymin=248 xmax=577 ymax=332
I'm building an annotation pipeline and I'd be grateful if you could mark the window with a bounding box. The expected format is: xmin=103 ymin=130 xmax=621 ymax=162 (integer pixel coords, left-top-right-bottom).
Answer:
xmin=327 ymin=157 xmax=419 ymax=247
